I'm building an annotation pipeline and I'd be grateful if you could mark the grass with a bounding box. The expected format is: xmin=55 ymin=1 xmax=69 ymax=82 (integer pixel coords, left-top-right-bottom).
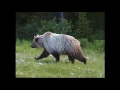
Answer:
xmin=16 ymin=39 xmax=105 ymax=78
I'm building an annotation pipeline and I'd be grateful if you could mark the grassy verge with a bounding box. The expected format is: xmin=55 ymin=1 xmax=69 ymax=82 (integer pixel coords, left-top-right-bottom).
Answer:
xmin=16 ymin=39 xmax=105 ymax=78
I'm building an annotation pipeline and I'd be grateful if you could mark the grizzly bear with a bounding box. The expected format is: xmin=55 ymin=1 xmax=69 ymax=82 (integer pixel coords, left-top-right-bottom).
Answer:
xmin=30 ymin=32 xmax=86 ymax=64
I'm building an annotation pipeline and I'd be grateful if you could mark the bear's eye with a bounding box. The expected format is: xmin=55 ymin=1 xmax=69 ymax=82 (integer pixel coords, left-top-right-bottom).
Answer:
xmin=35 ymin=38 xmax=38 ymax=42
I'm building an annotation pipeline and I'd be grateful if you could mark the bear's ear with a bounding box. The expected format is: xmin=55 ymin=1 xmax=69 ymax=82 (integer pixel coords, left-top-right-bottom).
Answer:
xmin=37 ymin=34 xmax=39 ymax=36
xmin=35 ymin=37 xmax=38 ymax=42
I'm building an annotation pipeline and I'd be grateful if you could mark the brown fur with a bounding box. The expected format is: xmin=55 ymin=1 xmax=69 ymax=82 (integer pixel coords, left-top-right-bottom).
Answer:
xmin=30 ymin=32 xmax=86 ymax=64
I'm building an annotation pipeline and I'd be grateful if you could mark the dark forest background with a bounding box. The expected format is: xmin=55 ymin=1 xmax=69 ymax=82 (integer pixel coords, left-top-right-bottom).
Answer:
xmin=16 ymin=12 xmax=104 ymax=42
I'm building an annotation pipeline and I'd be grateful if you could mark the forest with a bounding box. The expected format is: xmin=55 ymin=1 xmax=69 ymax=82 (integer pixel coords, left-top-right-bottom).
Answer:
xmin=16 ymin=12 xmax=104 ymax=41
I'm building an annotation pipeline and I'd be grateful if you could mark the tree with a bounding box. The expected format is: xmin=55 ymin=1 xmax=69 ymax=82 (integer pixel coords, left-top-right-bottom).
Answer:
xmin=75 ymin=12 xmax=93 ymax=41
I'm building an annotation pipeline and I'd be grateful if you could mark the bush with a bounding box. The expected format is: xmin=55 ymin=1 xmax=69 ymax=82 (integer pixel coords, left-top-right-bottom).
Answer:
xmin=79 ymin=38 xmax=88 ymax=48
xmin=93 ymin=40 xmax=105 ymax=52
xmin=79 ymin=38 xmax=104 ymax=52
xmin=16 ymin=38 xmax=21 ymax=46
xmin=16 ymin=16 xmax=41 ymax=40
xmin=91 ymin=29 xmax=105 ymax=41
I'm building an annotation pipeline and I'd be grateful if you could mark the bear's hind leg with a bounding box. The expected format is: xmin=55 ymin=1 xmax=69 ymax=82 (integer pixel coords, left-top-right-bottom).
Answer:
xmin=35 ymin=48 xmax=50 ymax=60
xmin=68 ymin=55 xmax=75 ymax=64
xmin=51 ymin=51 xmax=60 ymax=62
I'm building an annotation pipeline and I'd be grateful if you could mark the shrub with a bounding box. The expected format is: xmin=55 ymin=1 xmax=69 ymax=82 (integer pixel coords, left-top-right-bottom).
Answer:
xmin=93 ymin=40 xmax=105 ymax=52
xmin=79 ymin=38 xmax=88 ymax=48
xmin=79 ymin=38 xmax=104 ymax=52
xmin=91 ymin=29 xmax=105 ymax=41
xmin=16 ymin=16 xmax=41 ymax=40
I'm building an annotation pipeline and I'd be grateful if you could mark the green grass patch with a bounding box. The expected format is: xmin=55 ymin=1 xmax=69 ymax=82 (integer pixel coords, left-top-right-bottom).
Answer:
xmin=16 ymin=39 xmax=105 ymax=78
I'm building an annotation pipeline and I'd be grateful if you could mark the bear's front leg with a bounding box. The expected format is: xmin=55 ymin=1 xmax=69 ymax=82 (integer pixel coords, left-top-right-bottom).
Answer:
xmin=35 ymin=48 xmax=50 ymax=60
xmin=51 ymin=51 xmax=60 ymax=62
xmin=35 ymin=56 xmax=40 ymax=60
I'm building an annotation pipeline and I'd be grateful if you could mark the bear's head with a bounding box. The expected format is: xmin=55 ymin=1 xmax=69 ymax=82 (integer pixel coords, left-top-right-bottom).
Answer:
xmin=30 ymin=34 xmax=40 ymax=48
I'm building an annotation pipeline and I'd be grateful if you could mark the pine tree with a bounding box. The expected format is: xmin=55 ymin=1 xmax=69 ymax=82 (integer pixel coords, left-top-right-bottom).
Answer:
xmin=76 ymin=12 xmax=93 ymax=41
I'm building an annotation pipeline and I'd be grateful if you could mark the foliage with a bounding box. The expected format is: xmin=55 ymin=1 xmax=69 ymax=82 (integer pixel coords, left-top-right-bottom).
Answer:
xmin=38 ymin=17 xmax=59 ymax=34
xmin=16 ymin=12 xmax=104 ymax=41
xmin=38 ymin=17 xmax=73 ymax=34
xmin=79 ymin=38 xmax=89 ymax=48
xmin=79 ymin=38 xmax=104 ymax=52
xmin=16 ymin=16 xmax=41 ymax=40
xmin=75 ymin=12 xmax=93 ymax=41
xmin=86 ymin=12 xmax=104 ymax=31
xmin=58 ymin=19 xmax=73 ymax=34
xmin=91 ymin=29 xmax=105 ymax=41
